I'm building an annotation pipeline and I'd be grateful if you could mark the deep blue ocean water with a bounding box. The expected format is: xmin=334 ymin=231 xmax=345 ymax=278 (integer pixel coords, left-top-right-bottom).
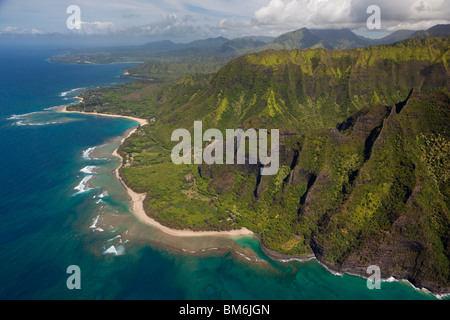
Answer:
xmin=0 ymin=44 xmax=440 ymax=300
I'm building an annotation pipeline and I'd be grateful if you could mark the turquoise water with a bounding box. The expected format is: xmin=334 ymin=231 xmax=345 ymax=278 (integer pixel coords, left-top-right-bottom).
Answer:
xmin=0 ymin=44 xmax=440 ymax=300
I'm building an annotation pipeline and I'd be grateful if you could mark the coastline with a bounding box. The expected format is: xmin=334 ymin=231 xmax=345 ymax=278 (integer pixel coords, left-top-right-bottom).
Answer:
xmin=111 ymin=126 xmax=254 ymax=238
xmin=59 ymin=105 xmax=254 ymax=238
xmin=60 ymin=103 xmax=148 ymax=126
xmin=258 ymin=237 xmax=315 ymax=262
xmin=58 ymin=106 xmax=449 ymax=298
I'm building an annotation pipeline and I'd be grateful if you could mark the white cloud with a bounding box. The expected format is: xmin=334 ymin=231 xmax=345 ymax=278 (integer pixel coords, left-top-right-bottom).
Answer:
xmin=118 ymin=13 xmax=215 ymax=40
xmin=253 ymin=0 xmax=353 ymax=29
xmin=78 ymin=21 xmax=116 ymax=35
xmin=31 ymin=28 xmax=43 ymax=35
xmin=252 ymin=0 xmax=450 ymax=31
xmin=218 ymin=17 xmax=251 ymax=29
xmin=0 ymin=0 xmax=448 ymax=40
xmin=0 ymin=25 xmax=43 ymax=35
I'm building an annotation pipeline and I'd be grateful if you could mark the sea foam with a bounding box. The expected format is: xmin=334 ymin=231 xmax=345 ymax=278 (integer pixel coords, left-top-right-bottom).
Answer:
xmin=89 ymin=215 xmax=104 ymax=232
xmin=90 ymin=215 xmax=100 ymax=228
xmin=107 ymin=235 xmax=122 ymax=242
xmin=7 ymin=114 xmax=24 ymax=120
xmin=59 ymin=87 xmax=86 ymax=97
xmin=81 ymin=145 xmax=108 ymax=160
xmin=13 ymin=121 xmax=62 ymax=126
xmin=97 ymin=190 xmax=109 ymax=198
xmin=7 ymin=111 xmax=39 ymax=120
xmin=80 ymin=166 xmax=98 ymax=174
xmin=7 ymin=111 xmax=63 ymax=126
xmin=82 ymin=147 xmax=97 ymax=160
xmin=74 ymin=175 xmax=94 ymax=195
xmin=103 ymin=245 xmax=125 ymax=256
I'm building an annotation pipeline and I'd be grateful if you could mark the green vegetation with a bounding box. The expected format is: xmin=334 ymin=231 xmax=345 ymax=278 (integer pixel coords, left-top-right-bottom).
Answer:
xmin=53 ymin=25 xmax=449 ymax=83
xmin=123 ymin=57 xmax=229 ymax=81
xmin=68 ymin=36 xmax=450 ymax=293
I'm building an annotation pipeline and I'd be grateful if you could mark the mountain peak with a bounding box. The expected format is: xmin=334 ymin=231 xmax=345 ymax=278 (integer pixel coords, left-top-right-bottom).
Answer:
xmin=411 ymin=24 xmax=450 ymax=39
xmin=269 ymin=27 xmax=322 ymax=50
xmin=289 ymin=27 xmax=312 ymax=34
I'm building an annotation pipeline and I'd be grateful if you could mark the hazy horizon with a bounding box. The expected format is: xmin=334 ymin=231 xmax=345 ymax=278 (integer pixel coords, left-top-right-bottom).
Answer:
xmin=1 ymin=0 xmax=449 ymax=45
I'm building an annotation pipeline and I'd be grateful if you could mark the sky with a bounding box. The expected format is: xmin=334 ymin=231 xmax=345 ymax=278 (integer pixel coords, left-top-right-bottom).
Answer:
xmin=0 ymin=0 xmax=449 ymax=42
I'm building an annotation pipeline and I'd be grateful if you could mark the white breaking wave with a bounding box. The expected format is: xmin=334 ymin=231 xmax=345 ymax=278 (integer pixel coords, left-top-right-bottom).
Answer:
xmin=382 ymin=277 xmax=397 ymax=283
xmin=89 ymin=215 xmax=104 ymax=232
xmin=107 ymin=235 xmax=122 ymax=242
xmin=8 ymin=112 xmax=40 ymax=124
xmin=103 ymin=245 xmax=125 ymax=256
xmin=43 ymin=105 xmax=66 ymax=111
xmin=74 ymin=175 xmax=94 ymax=195
xmin=97 ymin=190 xmax=109 ymax=198
xmin=7 ymin=111 xmax=63 ymax=126
xmin=181 ymin=247 xmax=219 ymax=254
xmin=7 ymin=111 xmax=39 ymax=120
xmin=7 ymin=114 xmax=24 ymax=120
xmin=60 ymin=87 xmax=86 ymax=97
xmin=82 ymin=147 xmax=97 ymax=160
xmin=81 ymin=145 xmax=108 ymax=160
xmin=80 ymin=166 xmax=98 ymax=174
xmin=236 ymin=251 xmax=252 ymax=261
xmin=89 ymin=215 xmax=100 ymax=229
xmin=13 ymin=121 xmax=62 ymax=126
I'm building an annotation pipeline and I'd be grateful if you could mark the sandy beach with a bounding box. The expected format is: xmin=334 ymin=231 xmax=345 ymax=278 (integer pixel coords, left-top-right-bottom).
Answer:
xmin=113 ymin=126 xmax=254 ymax=238
xmin=60 ymin=105 xmax=254 ymax=238
xmin=60 ymin=104 xmax=148 ymax=126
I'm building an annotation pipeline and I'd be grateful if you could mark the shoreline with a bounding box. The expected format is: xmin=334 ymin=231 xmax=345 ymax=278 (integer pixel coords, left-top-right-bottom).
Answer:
xmin=59 ymin=106 xmax=449 ymax=298
xmin=60 ymin=103 xmax=148 ymax=126
xmin=59 ymin=105 xmax=254 ymax=238
xmin=111 ymin=127 xmax=254 ymax=238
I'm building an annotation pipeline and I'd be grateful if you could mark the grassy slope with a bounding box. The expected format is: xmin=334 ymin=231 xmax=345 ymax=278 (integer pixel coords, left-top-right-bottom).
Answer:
xmin=68 ymin=37 xmax=450 ymax=292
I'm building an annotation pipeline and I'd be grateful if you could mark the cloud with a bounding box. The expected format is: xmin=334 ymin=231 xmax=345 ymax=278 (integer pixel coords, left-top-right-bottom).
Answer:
xmin=252 ymin=0 xmax=353 ymax=29
xmin=31 ymin=28 xmax=43 ymax=35
xmin=252 ymin=0 xmax=450 ymax=31
xmin=77 ymin=21 xmax=116 ymax=35
xmin=218 ymin=17 xmax=251 ymax=29
xmin=108 ymin=0 xmax=450 ymax=40
xmin=182 ymin=0 xmax=259 ymax=18
xmin=122 ymin=13 xmax=141 ymax=19
xmin=1 ymin=0 xmax=448 ymax=41
xmin=349 ymin=0 xmax=450 ymax=31
xmin=112 ymin=13 xmax=214 ymax=40
xmin=0 ymin=25 xmax=43 ymax=35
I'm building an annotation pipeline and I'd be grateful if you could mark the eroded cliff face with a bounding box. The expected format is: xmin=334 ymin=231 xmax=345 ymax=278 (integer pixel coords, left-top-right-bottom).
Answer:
xmin=72 ymin=37 xmax=450 ymax=293
xmin=305 ymin=90 xmax=449 ymax=294
xmin=193 ymin=89 xmax=449 ymax=293
xmin=194 ymin=38 xmax=450 ymax=292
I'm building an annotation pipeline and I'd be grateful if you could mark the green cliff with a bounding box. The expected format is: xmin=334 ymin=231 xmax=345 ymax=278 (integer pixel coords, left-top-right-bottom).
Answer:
xmin=69 ymin=36 xmax=450 ymax=293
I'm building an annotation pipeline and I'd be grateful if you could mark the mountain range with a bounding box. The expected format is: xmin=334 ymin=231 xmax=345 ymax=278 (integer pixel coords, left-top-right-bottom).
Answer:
xmin=67 ymin=34 xmax=450 ymax=294
xmin=52 ymin=24 xmax=450 ymax=66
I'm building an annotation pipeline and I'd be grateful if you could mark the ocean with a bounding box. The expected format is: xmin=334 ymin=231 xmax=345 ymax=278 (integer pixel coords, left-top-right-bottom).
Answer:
xmin=0 ymin=43 xmax=439 ymax=300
